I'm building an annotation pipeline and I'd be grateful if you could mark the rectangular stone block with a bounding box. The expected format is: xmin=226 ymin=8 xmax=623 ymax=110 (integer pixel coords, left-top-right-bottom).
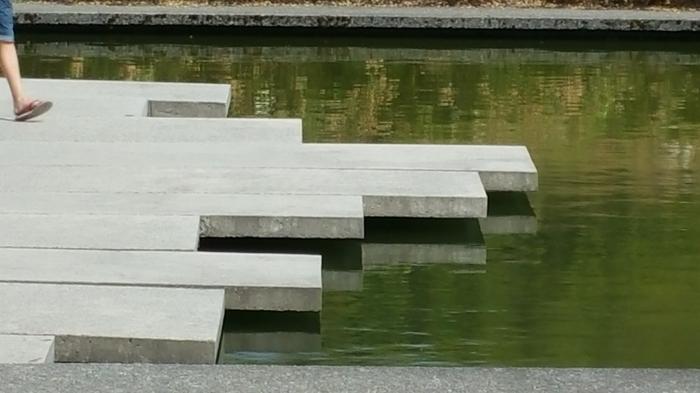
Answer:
xmin=0 ymin=142 xmax=536 ymax=191
xmin=0 ymin=193 xmax=364 ymax=239
xmin=0 ymin=335 xmax=55 ymax=364
xmin=361 ymin=243 xmax=487 ymax=265
xmin=0 ymin=249 xmax=321 ymax=311
xmin=0 ymin=214 xmax=199 ymax=251
xmin=479 ymin=216 xmax=538 ymax=235
xmin=322 ymin=270 xmax=363 ymax=292
xmin=0 ymin=283 xmax=224 ymax=364
xmin=0 ymin=118 xmax=302 ymax=143
xmin=0 ymin=168 xmax=487 ymax=218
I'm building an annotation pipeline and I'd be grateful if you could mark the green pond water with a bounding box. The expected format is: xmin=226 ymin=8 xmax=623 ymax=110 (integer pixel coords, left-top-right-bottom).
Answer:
xmin=16 ymin=34 xmax=700 ymax=368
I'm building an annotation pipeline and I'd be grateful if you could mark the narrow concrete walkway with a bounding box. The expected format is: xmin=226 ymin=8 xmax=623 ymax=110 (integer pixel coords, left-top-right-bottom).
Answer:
xmin=1 ymin=364 xmax=699 ymax=392
xmin=14 ymin=4 xmax=700 ymax=32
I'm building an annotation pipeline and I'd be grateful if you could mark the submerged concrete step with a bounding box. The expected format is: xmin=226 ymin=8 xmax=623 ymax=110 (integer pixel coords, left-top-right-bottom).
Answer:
xmin=479 ymin=216 xmax=538 ymax=235
xmin=0 ymin=118 xmax=302 ymax=143
xmin=0 ymin=142 xmax=536 ymax=191
xmin=0 ymin=193 xmax=364 ymax=239
xmin=0 ymin=335 xmax=55 ymax=364
xmin=0 ymin=283 xmax=224 ymax=363
xmin=361 ymin=243 xmax=487 ymax=266
xmin=0 ymin=214 xmax=199 ymax=251
xmin=0 ymin=249 xmax=321 ymax=312
xmin=0 ymin=167 xmax=487 ymax=218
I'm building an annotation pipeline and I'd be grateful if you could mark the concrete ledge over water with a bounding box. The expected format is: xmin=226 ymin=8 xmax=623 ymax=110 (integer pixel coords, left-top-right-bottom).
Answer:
xmin=1 ymin=364 xmax=698 ymax=392
xmin=0 ymin=284 xmax=224 ymax=363
xmin=14 ymin=4 xmax=700 ymax=33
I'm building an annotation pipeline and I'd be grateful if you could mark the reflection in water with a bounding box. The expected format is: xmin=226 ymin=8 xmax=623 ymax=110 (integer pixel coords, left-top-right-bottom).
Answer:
xmin=18 ymin=35 xmax=700 ymax=367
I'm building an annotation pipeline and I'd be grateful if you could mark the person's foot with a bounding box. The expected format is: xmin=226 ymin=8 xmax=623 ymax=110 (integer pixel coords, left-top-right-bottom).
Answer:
xmin=14 ymin=99 xmax=53 ymax=122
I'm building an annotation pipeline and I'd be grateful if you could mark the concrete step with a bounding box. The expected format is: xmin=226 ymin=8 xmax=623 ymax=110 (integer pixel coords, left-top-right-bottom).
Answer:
xmin=0 ymin=214 xmax=199 ymax=251
xmin=0 ymin=193 xmax=365 ymax=239
xmin=0 ymin=283 xmax=224 ymax=363
xmin=0 ymin=168 xmax=487 ymax=218
xmin=0 ymin=142 xmax=536 ymax=191
xmin=0 ymin=118 xmax=302 ymax=143
xmin=0 ymin=249 xmax=321 ymax=312
xmin=479 ymin=216 xmax=537 ymax=235
xmin=0 ymin=97 xmax=147 ymax=119
xmin=1 ymin=78 xmax=231 ymax=118
xmin=0 ymin=335 xmax=55 ymax=364
xmin=361 ymin=243 xmax=487 ymax=266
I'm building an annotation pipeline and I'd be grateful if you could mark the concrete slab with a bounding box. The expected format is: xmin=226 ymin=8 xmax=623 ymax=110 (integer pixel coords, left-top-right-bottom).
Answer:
xmin=479 ymin=216 xmax=538 ymax=235
xmin=0 ymin=249 xmax=322 ymax=311
xmin=0 ymin=335 xmax=55 ymax=364
xmin=0 ymin=142 xmax=536 ymax=191
xmin=14 ymin=4 xmax=700 ymax=33
xmin=361 ymin=243 xmax=487 ymax=266
xmin=0 ymin=118 xmax=302 ymax=143
xmin=0 ymin=214 xmax=199 ymax=251
xmin=0 ymin=283 xmax=224 ymax=363
xmin=0 ymin=97 xmax=148 ymax=118
xmin=322 ymin=270 xmax=363 ymax=292
xmin=1 ymin=78 xmax=231 ymax=117
xmin=0 ymin=167 xmax=487 ymax=218
xmin=0 ymin=193 xmax=365 ymax=239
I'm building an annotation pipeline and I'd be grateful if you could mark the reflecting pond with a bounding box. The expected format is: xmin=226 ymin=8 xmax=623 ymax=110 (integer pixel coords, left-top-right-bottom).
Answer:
xmin=16 ymin=34 xmax=700 ymax=367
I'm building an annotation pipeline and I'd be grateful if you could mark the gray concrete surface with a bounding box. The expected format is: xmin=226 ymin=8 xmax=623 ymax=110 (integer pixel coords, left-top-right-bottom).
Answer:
xmin=0 ymin=335 xmax=55 ymax=364
xmin=0 ymin=283 xmax=224 ymax=363
xmin=0 ymin=118 xmax=302 ymax=143
xmin=1 ymin=78 xmax=231 ymax=118
xmin=0 ymin=249 xmax=322 ymax=311
xmin=13 ymin=4 xmax=700 ymax=32
xmin=322 ymin=269 xmax=363 ymax=292
xmin=362 ymin=243 xmax=487 ymax=265
xmin=1 ymin=364 xmax=699 ymax=393
xmin=0 ymin=193 xmax=365 ymax=239
xmin=0 ymin=142 xmax=537 ymax=192
xmin=0 ymin=167 xmax=487 ymax=218
xmin=0 ymin=214 xmax=200 ymax=250
xmin=479 ymin=215 xmax=538 ymax=235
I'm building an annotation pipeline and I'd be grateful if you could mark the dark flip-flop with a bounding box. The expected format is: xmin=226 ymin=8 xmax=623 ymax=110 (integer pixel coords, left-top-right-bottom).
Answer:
xmin=15 ymin=100 xmax=53 ymax=122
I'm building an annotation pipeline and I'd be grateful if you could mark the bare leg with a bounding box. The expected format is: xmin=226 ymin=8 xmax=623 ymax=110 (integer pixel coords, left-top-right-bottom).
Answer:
xmin=0 ymin=40 xmax=30 ymax=113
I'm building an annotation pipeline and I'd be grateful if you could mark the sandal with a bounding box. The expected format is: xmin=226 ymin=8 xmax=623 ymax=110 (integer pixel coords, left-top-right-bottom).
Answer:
xmin=15 ymin=100 xmax=53 ymax=122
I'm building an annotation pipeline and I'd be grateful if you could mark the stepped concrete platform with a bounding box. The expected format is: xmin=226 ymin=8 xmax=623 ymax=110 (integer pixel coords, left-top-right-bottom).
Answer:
xmin=0 ymin=118 xmax=302 ymax=143
xmin=0 ymin=249 xmax=322 ymax=311
xmin=0 ymin=193 xmax=365 ymax=239
xmin=1 ymin=79 xmax=231 ymax=118
xmin=0 ymin=283 xmax=224 ymax=364
xmin=0 ymin=335 xmax=55 ymax=364
xmin=0 ymin=167 xmax=487 ymax=218
xmin=0 ymin=142 xmax=536 ymax=192
xmin=0 ymin=214 xmax=200 ymax=251
xmin=1 ymin=364 xmax=698 ymax=393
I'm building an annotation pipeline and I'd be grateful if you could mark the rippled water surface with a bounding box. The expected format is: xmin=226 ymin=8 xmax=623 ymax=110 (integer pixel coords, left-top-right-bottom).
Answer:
xmin=17 ymin=34 xmax=700 ymax=367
